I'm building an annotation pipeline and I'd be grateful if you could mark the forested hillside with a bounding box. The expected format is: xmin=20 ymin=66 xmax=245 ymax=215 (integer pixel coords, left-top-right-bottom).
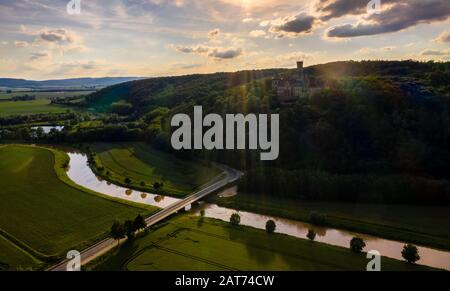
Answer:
xmin=10 ymin=61 xmax=450 ymax=205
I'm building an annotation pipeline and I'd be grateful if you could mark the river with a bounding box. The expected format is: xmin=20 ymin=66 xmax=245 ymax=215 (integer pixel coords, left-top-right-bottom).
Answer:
xmin=65 ymin=152 xmax=450 ymax=270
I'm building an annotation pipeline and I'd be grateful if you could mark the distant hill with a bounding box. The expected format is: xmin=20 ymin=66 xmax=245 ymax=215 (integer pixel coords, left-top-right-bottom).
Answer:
xmin=0 ymin=77 xmax=146 ymax=89
xmin=85 ymin=60 xmax=449 ymax=113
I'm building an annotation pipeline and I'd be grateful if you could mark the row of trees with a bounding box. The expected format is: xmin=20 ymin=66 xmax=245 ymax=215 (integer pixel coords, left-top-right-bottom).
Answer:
xmin=110 ymin=215 xmax=147 ymax=245
xmin=229 ymin=212 xmax=421 ymax=264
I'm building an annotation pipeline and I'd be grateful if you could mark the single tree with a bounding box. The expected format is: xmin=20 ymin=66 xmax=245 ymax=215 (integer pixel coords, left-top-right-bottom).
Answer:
xmin=110 ymin=221 xmax=126 ymax=245
xmin=402 ymin=244 xmax=420 ymax=264
xmin=200 ymin=209 xmax=206 ymax=217
xmin=125 ymin=177 xmax=131 ymax=184
xmin=265 ymin=220 xmax=276 ymax=234
xmin=350 ymin=237 xmax=366 ymax=253
xmin=230 ymin=213 xmax=241 ymax=226
xmin=309 ymin=212 xmax=327 ymax=226
xmin=307 ymin=229 xmax=316 ymax=241
xmin=140 ymin=181 xmax=146 ymax=187
xmin=153 ymin=182 xmax=164 ymax=191
xmin=133 ymin=215 xmax=147 ymax=232
xmin=124 ymin=220 xmax=135 ymax=239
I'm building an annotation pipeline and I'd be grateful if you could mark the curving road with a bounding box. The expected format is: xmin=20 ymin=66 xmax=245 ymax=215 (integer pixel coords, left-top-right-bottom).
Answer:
xmin=48 ymin=165 xmax=242 ymax=271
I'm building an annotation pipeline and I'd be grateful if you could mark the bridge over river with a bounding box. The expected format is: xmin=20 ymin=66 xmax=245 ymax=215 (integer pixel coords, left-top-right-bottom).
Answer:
xmin=48 ymin=165 xmax=242 ymax=271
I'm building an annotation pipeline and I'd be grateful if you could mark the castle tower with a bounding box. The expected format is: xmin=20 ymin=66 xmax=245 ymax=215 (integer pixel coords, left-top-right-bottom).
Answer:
xmin=297 ymin=61 xmax=304 ymax=80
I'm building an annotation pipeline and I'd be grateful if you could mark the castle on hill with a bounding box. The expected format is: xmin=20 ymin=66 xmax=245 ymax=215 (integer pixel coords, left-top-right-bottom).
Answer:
xmin=272 ymin=61 xmax=317 ymax=104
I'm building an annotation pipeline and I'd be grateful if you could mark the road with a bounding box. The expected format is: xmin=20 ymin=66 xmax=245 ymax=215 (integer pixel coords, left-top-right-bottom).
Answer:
xmin=48 ymin=165 xmax=242 ymax=271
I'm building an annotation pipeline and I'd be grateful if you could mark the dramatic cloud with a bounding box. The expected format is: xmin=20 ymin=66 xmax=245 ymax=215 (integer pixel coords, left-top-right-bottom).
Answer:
xmin=434 ymin=30 xmax=450 ymax=43
xmin=316 ymin=0 xmax=396 ymax=20
xmin=267 ymin=13 xmax=317 ymax=37
xmin=326 ymin=0 xmax=450 ymax=38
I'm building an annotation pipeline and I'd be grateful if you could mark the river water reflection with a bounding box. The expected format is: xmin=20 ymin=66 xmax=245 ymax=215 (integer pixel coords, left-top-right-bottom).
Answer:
xmin=66 ymin=152 xmax=179 ymax=208
xmin=66 ymin=152 xmax=450 ymax=270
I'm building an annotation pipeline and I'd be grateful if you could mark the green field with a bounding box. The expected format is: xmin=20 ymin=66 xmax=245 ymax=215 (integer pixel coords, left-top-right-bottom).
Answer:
xmin=0 ymin=145 xmax=156 ymax=270
xmin=208 ymin=193 xmax=450 ymax=251
xmin=0 ymin=91 xmax=93 ymax=116
xmin=92 ymin=216 xmax=435 ymax=271
xmin=91 ymin=143 xmax=224 ymax=197
xmin=0 ymin=99 xmax=70 ymax=116
xmin=0 ymin=235 xmax=40 ymax=271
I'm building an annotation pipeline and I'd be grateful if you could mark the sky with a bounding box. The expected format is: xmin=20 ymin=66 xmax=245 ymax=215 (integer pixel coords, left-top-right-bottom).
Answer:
xmin=0 ymin=0 xmax=449 ymax=80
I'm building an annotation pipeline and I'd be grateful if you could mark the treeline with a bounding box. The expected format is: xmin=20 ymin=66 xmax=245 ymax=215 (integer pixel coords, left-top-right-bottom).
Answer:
xmin=50 ymin=95 xmax=87 ymax=107
xmin=0 ymin=124 xmax=150 ymax=143
xmin=0 ymin=112 xmax=76 ymax=126
xmin=241 ymin=167 xmax=450 ymax=206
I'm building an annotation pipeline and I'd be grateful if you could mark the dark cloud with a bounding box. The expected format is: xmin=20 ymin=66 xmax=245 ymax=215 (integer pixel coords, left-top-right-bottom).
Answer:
xmin=317 ymin=0 xmax=368 ymax=20
xmin=208 ymin=48 xmax=242 ymax=59
xmin=327 ymin=0 xmax=450 ymax=38
xmin=174 ymin=45 xmax=209 ymax=54
xmin=316 ymin=0 xmax=397 ymax=20
xmin=271 ymin=13 xmax=316 ymax=36
xmin=173 ymin=44 xmax=242 ymax=59
xmin=39 ymin=29 xmax=73 ymax=43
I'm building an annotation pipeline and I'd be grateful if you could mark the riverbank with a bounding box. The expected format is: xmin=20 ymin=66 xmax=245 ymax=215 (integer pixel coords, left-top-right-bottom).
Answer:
xmin=63 ymin=149 xmax=450 ymax=270
xmin=89 ymin=215 xmax=438 ymax=271
xmin=207 ymin=192 xmax=450 ymax=251
xmin=87 ymin=142 xmax=224 ymax=199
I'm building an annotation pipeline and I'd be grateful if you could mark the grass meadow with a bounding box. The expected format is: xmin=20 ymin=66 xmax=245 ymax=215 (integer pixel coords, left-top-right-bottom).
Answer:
xmin=91 ymin=143 xmax=224 ymax=197
xmin=0 ymin=145 xmax=155 ymax=270
xmin=92 ymin=215 xmax=436 ymax=271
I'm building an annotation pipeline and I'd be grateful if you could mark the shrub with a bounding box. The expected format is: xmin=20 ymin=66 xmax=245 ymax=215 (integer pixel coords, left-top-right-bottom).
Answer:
xmin=265 ymin=220 xmax=276 ymax=234
xmin=309 ymin=212 xmax=328 ymax=226
xmin=402 ymin=244 xmax=420 ymax=264
xmin=307 ymin=229 xmax=316 ymax=241
xmin=350 ymin=237 xmax=366 ymax=253
xmin=230 ymin=213 xmax=241 ymax=226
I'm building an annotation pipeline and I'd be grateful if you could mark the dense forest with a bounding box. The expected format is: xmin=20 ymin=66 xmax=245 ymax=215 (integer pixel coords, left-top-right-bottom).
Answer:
xmin=2 ymin=60 xmax=450 ymax=205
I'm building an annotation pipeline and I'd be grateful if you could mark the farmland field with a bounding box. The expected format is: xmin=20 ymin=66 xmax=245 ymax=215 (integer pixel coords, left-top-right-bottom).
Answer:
xmin=0 ymin=99 xmax=69 ymax=116
xmin=0 ymin=235 xmax=40 ymax=271
xmin=0 ymin=145 xmax=155 ymax=270
xmin=91 ymin=143 xmax=224 ymax=197
xmin=92 ymin=216 xmax=435 ymax=271
xmin=0 ymin=91 xmax=94 ymax=116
